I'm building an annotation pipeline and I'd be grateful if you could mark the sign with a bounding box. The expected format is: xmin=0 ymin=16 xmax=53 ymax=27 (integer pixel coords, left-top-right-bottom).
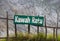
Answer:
xmin=14 ymin=15 xmax=44 ymax=26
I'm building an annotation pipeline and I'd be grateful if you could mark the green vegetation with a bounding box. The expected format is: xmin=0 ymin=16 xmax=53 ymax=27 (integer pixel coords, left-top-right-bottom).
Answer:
xmin=0 ymin=39 xmax=6 ymax=41
xmin=0 ymin=33 xmax=60 ymax=41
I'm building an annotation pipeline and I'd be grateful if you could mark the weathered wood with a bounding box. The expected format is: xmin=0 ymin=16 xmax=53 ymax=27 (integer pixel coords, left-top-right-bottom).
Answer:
xmin=6 ymin=11 xmax=9 ymax=41
xmin=37 ymin=26 xmax=39 ymax=34
xmin=15 ymin=24 xmax=17 ymax=41
xmin=45 ymin=15 xmax=47 ymax=41
xmin=28 ymin=24 xmax=30 ymax=34
xmin=56 ymin=11 xmax=59 ymax=41
xmin=15 ymin=11 xmax=17 ymax=41
xmin=53 ymin=28 xmax=55 ymax=41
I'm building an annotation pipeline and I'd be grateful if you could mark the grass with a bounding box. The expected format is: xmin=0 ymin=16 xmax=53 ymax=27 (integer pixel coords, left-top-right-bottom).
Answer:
xmin=0 ymin=33 xmax=60 ymax=41
xmin=0 ymin=39 xmax=6 ymax=41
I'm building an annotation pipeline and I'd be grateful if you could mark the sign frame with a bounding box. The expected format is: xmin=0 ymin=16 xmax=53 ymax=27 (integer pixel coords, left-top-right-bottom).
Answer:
xmin=14 ymin=15 xmax=44 ymax=27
